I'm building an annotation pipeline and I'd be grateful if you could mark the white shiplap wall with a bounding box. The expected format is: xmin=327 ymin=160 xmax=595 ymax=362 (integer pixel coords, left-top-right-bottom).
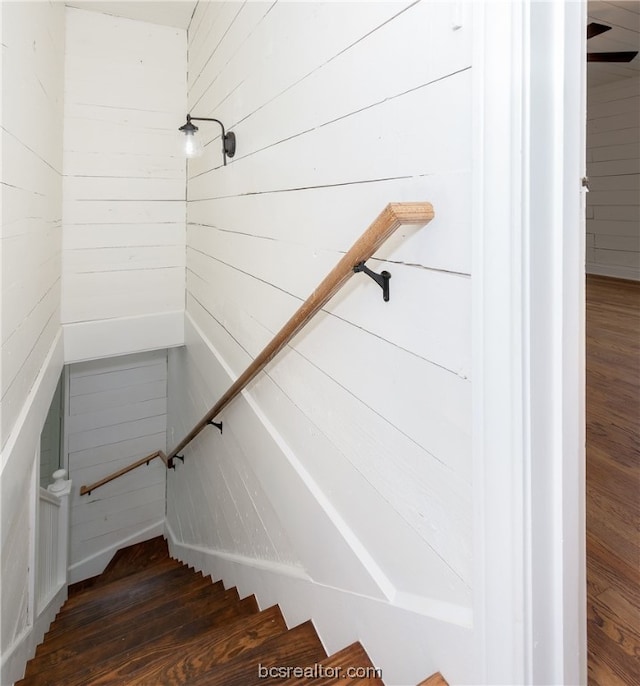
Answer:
xmin=167 ymin=2 xmax=474 ymax=684
xmin=586 ymin=76 xmax=640 ymax=280
xmin=62 ymin=8 xmax=187 ymax=362
xmin=66 ymin=350 xmax=168 ymax=582
xmin=1 ymin=2 xmax=65 ymax=450
xmin=0 ymin=2 xmax=66 ymax=680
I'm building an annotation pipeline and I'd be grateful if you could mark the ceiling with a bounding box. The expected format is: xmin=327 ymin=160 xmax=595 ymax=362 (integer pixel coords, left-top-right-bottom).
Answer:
xmin=588 ymin=0 xmax=640 ymax=87
xmin=65 ymin=1 xmax=197 ymax=30
xmin=65 ymin=1 xmax=639 ymax=88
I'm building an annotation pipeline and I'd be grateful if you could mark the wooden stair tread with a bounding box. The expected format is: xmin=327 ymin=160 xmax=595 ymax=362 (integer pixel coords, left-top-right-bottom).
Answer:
xmin=82 ymin=598 xmax=278 ymax=686
xmin=25 ymin=593 xmax=260 ymax=686
xmin=45 ymin=564 xmax=200 ymax=636
xmin=92 ymin=535 xmax=171 ymax=585
xmin=186 ymin=619 xmax=328 ymax=686
xmin=281 ymin=642 xmax=383 ymax=685
xmin=21 ymin=537 xmax=442 ymax=686
xmin=416 ymin=673 xmax=449 ymax=686
xmin=37 ymin=571 xmax=213 ymax=660
xmin=64 ymin=560 xmax=188 ymax=612
xmin=67 ymin=537 xmax=174 ymax=596
xmin=25 ymin=582 xmax=237 ymax=678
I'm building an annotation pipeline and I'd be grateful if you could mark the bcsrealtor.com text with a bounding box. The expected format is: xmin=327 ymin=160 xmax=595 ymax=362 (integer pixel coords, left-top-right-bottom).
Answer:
xmin=258 ymin=663 xmax=383 ymax=679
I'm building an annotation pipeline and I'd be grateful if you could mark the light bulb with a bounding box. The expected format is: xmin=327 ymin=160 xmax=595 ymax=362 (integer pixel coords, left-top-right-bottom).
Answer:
xmin=183 ymin=130 xmax=203 ymax=158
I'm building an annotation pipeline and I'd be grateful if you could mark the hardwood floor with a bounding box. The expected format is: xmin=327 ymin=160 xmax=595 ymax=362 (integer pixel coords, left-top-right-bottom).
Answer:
xmin=586 ymin=275 xmax=640 ymax=686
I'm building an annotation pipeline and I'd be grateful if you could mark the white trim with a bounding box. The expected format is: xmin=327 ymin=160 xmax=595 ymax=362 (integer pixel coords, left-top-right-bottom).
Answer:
xmin=63 ymin=310 xmax=185 ymax=364
xmin=471 ymin=1 xmax=528 ymax=682
xmin=29 ymin=451 xmax=38 ymax=633
xmin=0 ymin=333 xmax=64 ymax=684
xmin=184 ymin=312 xmax=474 ymax=622
xmin=0 ymin=584 xmax=67 ymax=686
xmin=39 ymin=487 xmax=62 ymax=508
xmin=0 ymin=332 xmax=64 ymax=473
xmin=167 ymin=525 xmax=473 ymax=626
xmin=165 ymin=520 xmax=310 ymax=582
xmin=67 ymin=518 xmax=165 ymax=584
xmin=185 ymin=312 xmax=398 ymax=602
xmin=472 ymin=0 xmax=587 ymax=683
xmin=164 ymin=521 xmax=475 ymax=686
xmin=523 ymin=2 xmax=587 ymax=684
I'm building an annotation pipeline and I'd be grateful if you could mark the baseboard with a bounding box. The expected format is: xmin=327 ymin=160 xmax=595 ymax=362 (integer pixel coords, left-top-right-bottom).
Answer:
xmin=68 ymin=519 xmax=165 ymax=584
xmin=586 ymin=263 xmax=640 ymax=282
xmin=165 ymin=522 xmax=474 ymax=686
xmin=1 ymin=583 xmax=67 ymax=686
xmin=63 ymin=310 xmax=185 ymax=364
xmin=181 ymin=314 xmax=471 ymax=611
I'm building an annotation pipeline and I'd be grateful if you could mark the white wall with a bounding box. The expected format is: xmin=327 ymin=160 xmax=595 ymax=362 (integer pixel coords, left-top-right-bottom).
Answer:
xmin=62 ymin=7 xmax=187 ymax=362
xmin=66 ymin=350 xmax=168 ymax=583
xmin=1 ymin=2 xmax=65 ymax=452
xmin=0 ymin=2 xmax=66 ymax=681
xmin=39 ymin=374 xmax=64 ymax=489
xmin=586 ymin=75 xmax=640 ymax=280
xmin=167 ymin=2 xmax=474 ymax=684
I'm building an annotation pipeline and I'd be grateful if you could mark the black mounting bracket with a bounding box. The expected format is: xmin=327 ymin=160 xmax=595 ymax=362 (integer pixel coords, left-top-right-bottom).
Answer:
xmin=168 ymin=454 xmax=184 ymax=470
xmin=207 ymin=420 xmax=223 ymax=434
xmin=353 ymin=261 xmax=391 ymax=302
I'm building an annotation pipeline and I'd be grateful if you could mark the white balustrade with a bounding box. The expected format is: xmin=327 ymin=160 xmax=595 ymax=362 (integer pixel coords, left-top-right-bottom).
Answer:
xmin=36 ymin=470 xmax=72 ymax=614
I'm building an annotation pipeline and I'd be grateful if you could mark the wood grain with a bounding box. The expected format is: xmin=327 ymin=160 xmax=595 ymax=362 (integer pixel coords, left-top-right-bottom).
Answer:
xmin=280 ymin=642 xmax=384 ymax=685
xmin=77 ymin=203 xmax=435 ymax=500
xmin=19 ymin=536 xmax=447 ymax=686
xmin=79 ymin=450 xmax=167 ymax=495
xmin=586 ymin=275 xmax=640 ymax=686
xmin=416 ymin=674 xmax=449 ymax=686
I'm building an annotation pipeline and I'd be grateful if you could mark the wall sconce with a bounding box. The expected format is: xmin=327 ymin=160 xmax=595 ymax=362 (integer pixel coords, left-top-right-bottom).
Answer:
xmin=178 ymin=114 xmax=236 ymax=166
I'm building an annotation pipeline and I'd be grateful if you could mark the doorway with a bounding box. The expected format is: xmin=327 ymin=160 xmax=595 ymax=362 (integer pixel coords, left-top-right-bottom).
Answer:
xmin=585 ymin=2 xmax=640 ymax=683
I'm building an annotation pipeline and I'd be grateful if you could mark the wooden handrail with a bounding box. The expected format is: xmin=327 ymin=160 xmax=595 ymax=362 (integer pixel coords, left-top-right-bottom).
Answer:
xmin=79 ymin=202 xmax=434 ymax=495
xmin=167 ymin=202 xmax=434 ymax=461
xmin=79 ymin=450 xmax=168 ymax=496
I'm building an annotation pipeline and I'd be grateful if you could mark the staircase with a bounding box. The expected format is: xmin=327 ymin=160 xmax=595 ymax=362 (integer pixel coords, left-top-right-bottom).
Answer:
xmin=18 ymin=538 xmax=448 ymax=686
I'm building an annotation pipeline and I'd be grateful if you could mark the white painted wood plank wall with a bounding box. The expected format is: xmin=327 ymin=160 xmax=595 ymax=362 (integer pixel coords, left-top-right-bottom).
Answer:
xmin=1 ymin=2 xmax=65 ymax=449
xmin=0 ymin=2 xmax=66 ymax=676
xmin=66 ymin=350 xmax=168 ymax=582
xmin=62 ymin=8 xmax=187 ymax=361
xmin=586 ymin=75 xmax=640 ymax=280
xmin=168 ymin=2 xmax=474 ymax=682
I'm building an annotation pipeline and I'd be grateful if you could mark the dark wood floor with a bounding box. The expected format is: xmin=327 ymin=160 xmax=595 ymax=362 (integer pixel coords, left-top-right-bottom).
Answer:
xmin=586 ymin=275 xmax=640 ymax=686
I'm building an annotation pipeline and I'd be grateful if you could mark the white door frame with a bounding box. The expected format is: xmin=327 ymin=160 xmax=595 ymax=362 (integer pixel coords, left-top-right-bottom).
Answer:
xmin=473 ymin=1 xmax=586 ymax=683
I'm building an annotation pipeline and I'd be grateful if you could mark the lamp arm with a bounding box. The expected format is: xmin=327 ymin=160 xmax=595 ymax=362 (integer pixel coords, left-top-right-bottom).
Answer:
xmin=186 ymin=115 xmax=234 ymax=166
xmin=187 ymin=115 xmax=227 ymax=137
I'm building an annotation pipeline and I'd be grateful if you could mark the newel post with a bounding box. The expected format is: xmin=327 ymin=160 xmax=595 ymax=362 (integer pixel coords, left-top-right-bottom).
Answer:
xmin=48 ymin=469 xmax=72 ymax=586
